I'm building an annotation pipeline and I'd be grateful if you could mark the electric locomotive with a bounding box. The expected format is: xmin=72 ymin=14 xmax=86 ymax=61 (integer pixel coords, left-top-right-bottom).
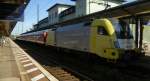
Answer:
xmin=18 ymin=18 xmax=140 ymax=61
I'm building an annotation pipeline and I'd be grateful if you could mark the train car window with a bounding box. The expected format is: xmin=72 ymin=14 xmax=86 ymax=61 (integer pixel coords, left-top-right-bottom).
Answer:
xmin=97 ymin=26 xmax=108 ymax=35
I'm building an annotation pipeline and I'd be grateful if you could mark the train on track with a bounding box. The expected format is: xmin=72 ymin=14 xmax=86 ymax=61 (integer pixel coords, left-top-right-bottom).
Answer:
xmin=17 ymin=18 xmax=142 ymax=61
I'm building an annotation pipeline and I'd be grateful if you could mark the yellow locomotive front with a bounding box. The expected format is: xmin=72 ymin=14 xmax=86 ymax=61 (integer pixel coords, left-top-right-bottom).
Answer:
xmin=90 ymin=18 xmax=137 ymax=61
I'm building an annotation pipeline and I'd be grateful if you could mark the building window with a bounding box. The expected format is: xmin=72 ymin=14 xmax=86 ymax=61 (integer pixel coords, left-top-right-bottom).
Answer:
xmin=55 ymin=12 xmax=57 ymax=17
xmin=49 ymin=15 xmax=51 ymax=21
xmin=52 ymin=13 xmax=54 ymax=21
xmin=53 ymin=13 xmax=55 ymax=18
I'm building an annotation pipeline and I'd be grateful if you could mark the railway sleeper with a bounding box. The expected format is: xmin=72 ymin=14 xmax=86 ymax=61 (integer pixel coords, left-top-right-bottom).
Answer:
xmin=49 ymin=70 xmax=68 ymax=74
xmin=57 ymin=76 xmax=79 ymax=81
xmin=54 ymin=73 xmax=79 ymax=81
xmin=44 ymin=66 xmax=80 ymax=81
xmin=54 ymin=72 xmax=69 ymax=75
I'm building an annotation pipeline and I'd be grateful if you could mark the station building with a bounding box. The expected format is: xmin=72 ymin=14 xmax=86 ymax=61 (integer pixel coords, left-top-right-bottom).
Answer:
xmin=47 ymin=4 xmax=73 ymax=25
xmin=33 ymin=17 xmax=48 ymax=29
xmin=72 ymin=0 xmax=123 ymax=16
xmin=34 ymin=0 xmax=125 ymax=29
xmin=59 ymin=0 xmax=125 ymax=21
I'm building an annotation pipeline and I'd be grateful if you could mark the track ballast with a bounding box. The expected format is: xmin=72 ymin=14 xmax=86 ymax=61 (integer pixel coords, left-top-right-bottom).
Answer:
xmin=15 ymin=40 xmax=150 ymax=81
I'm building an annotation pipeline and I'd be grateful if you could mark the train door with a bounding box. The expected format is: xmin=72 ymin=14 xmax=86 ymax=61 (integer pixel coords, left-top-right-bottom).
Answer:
xmin=43 ymin=31 xmax=48 ymax=44
xmin=46 ymin=29 xmax=56 ymax=46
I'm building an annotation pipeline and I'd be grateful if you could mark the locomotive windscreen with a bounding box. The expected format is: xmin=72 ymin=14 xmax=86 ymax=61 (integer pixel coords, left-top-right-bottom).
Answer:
xmin=111 ymin=19 xmax=133 ymax=39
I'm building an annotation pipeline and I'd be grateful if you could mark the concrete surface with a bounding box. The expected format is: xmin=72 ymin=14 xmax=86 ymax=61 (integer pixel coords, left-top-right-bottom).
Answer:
xmin=0 ymin=37 xmax=57 ymax=81
xmin=0 ymin=39 xmax=20 ymax=81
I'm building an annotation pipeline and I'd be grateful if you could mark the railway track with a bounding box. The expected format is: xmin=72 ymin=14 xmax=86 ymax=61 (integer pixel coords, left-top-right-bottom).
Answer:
xmin=44 ymin=66 xmax=80 ymax=81
xmin=15 ymin=40 xmax=94 ymax=81
xmin=15 ymin=40 xmax=150 ymax=81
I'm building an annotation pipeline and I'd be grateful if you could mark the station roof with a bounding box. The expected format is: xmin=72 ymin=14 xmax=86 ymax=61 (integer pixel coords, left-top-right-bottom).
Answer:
xmin=47 ymin=3 xmax=74 ymax=11
xmin=0 ymin=0 xmax=30 ymax=36
xmin=0 ymin=0 xmax=30 ymax=20
xmin=71 ymin=0 xmax=126 ymax=3
xmin=59 ymin=0 xmax=150 ymax=26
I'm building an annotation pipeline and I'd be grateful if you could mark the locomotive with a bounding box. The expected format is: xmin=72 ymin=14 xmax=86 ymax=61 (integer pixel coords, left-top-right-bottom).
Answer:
xmin=17 ymin=18 xmax=140 ymax=61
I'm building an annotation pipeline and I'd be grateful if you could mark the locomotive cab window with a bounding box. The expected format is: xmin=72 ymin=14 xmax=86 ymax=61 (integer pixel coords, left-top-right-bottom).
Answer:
xmin=97 ymin=26 xmax=108 ymax=35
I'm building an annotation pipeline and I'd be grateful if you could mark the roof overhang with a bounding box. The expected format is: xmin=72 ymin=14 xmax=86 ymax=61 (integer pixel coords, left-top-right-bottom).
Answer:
xmin=0 ymin=0 xmax=29 ymax=21
xmin=58 ymin=0 xmax=150 ymax=26
xmin=71 ymin=0 xmax=126 ymax=3
xmin=0 ymin=0 xmax=30 ymax=36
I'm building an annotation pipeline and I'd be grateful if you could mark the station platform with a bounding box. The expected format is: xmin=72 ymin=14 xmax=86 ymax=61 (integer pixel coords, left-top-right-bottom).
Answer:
xmin=0 ymin=38 xmax=59 ymax=81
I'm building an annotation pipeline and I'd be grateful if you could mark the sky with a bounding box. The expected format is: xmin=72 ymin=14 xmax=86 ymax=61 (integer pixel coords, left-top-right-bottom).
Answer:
xmin=11 ymin=0 xmax=135 ymax=35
